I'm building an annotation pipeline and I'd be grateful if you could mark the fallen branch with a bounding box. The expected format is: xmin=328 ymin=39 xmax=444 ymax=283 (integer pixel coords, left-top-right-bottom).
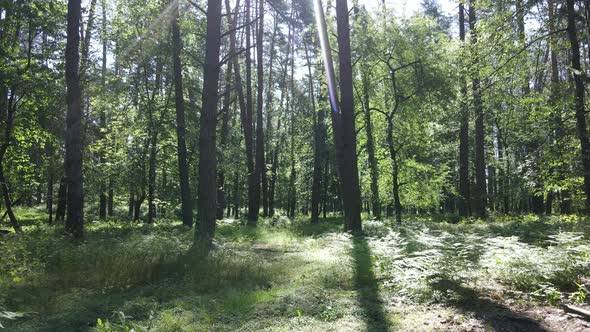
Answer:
xmin=562 ymin=304 xmax=590 ymax=321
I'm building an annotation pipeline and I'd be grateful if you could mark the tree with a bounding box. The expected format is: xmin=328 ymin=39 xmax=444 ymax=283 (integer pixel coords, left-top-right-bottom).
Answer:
xmin=254 ymin=0 xmax=266 ymax=224
xmin=566 ymin=0 xmax=590 ymax=213
xmin=306 ymin=38 xmax=327 ymax=224
xmin=65 ymin=0 xmax=84 ymax=239
xmin=245 ymin=0 xmax=258 ymax=224
xmin=172 ymin=0 xmax=194 ymax=227
xmin=335 ymin=0 xmax=362 ymax=232
xmin=314 ymin=0 xmax=362 ymax=231
xmin=468 ymin=0 xmax=486 ymax=219
xmin=195 ymin=0 xmax=222 ymax=252
xmin=457 ymin=2 xmax=470 ymax=217
xmin=98 ymin=0 xmax=108 ymax=220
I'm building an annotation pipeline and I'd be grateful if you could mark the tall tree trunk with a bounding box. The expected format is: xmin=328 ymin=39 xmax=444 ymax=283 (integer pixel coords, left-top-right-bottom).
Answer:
xmin=134 ymin=193 xmax=144 ymax=222
xmin=245 ymin=0 xmax=258 ymax=224
xmin=566 ymin=0 xmax=590 ymax=213
xmin=458 ymin=2 xmax=470 ymax=217
xmin=263 ymin=21 xmax=276 ymax=218
xmin=469 ymin=0 xmax=487 ymax=219
xmin=287 ymin=22 xmax=296 ymax=219
xmin=195 ymin=0 xmax=222 ymax=252
xmin=269 ymin=8 xmax=292 ymax=218
xmin=128 ymin=191 xmax=134 ymax=220
xmin=56 ymin=175 xmax=67 ymax=221
xmin=516 ymin=0 xmax=543 ymax=214
xmin=361 ymin=65 xmax=381 ymax=220
xmin=315 ymin=0 xmax=361 ymax=231
xmin=322 ymin=154 xmax=329 ymax=219
xmin=98 ymin=0 xmax=107 ymax=220
xmin=47 ymin=173 xmax=54 ymax=224
xmin=172 ymin=2 xmax=193 ymax=227
xmin=217 ymin=56 xmax=232 ymax=220
xmin=147 ymin=128 xmax=157 ymax=223
xmin=108 ymin=179 xmax=114 ymax=216
xmin=254 ymin=0 xmax=265 ymax=222
xmin=335 ymin=0 xmax=362 ymax=232
xmin=547 ymin=0 xmax=565 ymax=214
xmin=65 ymin=0 xmax=84 ymax=239
xmin=233 ymin=170 xmax=240 ymax=218
xmin=0 ymin=97 xmax=20 ymax=233
xmin=263 ymin=17 xmax=277 ymax=217
xmin=307 ymin=43 xmax=325 ymax=224
xmin=386 ymin=116 xmax=402 ymax=224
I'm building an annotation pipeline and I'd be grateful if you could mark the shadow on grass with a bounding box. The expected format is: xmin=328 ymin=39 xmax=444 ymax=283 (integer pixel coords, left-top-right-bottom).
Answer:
xmin=352 ymin=236 xmax=392 ymax=332
xmin=429 ymin=277 xmax=547 ymax=332
xmin=3 ymin=234 xmax=306 ymax=331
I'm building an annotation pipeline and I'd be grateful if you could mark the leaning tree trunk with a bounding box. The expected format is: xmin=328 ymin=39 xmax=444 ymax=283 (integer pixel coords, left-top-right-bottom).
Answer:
xmin=0 ymin=165 xmax=21 ymax=234
xmin=0 ymin=112 xmax=21 ymax=233
xmin=566 ymin=0 xmax=590 ymax=213
xmin=195 ymin=0 xmax=222 ymax=253
xmin=172 ymin=2 xmax=194 ymax=227
xmin=65 ymin=0 xmax=84 ymax=239
xmin=0 ymin=81 xmax=21 ymax=233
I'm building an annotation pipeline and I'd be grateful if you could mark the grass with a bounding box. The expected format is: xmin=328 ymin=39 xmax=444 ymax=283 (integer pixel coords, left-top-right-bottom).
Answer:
xmin=1 ymin=209 xmax=589 ymax=331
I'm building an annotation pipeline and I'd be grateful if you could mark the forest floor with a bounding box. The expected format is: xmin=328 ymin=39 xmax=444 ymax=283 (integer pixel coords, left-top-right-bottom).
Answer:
xmin=1 ymin=210 xmax=590 ymax=331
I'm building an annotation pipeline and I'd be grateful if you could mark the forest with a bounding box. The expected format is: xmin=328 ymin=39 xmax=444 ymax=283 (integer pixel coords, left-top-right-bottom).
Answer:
xmin=1 ymin=0 xmax=590 ymax=330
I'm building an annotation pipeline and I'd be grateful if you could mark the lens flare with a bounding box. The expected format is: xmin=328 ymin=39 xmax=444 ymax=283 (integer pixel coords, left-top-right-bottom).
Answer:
xmin=313 ymin=0 xmax=340 ymax=115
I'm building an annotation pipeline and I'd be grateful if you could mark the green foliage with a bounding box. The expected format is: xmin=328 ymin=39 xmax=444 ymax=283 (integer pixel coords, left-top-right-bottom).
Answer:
xmin=2 ymin=213 xmax=590 ymax=330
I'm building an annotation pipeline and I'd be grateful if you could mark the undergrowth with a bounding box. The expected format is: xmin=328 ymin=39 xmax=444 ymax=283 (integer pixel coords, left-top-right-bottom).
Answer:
xmin=1 ymin=209 xmax=589 ymax=330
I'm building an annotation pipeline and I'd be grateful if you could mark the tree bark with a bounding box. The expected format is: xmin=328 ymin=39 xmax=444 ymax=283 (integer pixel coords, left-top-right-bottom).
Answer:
xmin=0 ymin=98 xmax=20 ymax=233
xmin=244 ymin=0 xmax=258 ymax=224
xmin=269 ymin=7 xmax=292 ymax=218
xmin=195 ymin=0 xmax=222 ymax=252
xmin=361 ymin=64 xmax=381 ymax=220
xmin=65 ymin=0 xmax=84 ymax=239
xmin=47 ymin=173 xmax=54 ymax=224
xmin=287 ymin=22 xmax=296 ymax=219
xmin=309 ymin=0 xmax=363 ymax=230
xmin=469 ymin=0 xmax=487 ymax=219
xmin=458 ymin=2 xmax=470 ymax=217
xmin=386 ymin=116 xmax=402 ymax=224
xmin=307 ymin=42 xmax=325 ymax=224
xmin=263 ymin=17 xmax=277 ymax=217
xmin=217 ymin=53 xmax=232 ymax=220
xmin=147 ymin=126 xmax=157 ymax=223
xmin=56 ymin=175 xmax=67 ymax=221
xmin=254 ymin=0 xmax=265 ymax=223
xmin=172 ymin=2 xmax=194 ymax=227
xmin=566 ymin=0 xmax=590 ymax=213
xmin=108 ymin=179 xmax=113 ymax=216
xmin=98 ymin=0 xmax=107 ymax=220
